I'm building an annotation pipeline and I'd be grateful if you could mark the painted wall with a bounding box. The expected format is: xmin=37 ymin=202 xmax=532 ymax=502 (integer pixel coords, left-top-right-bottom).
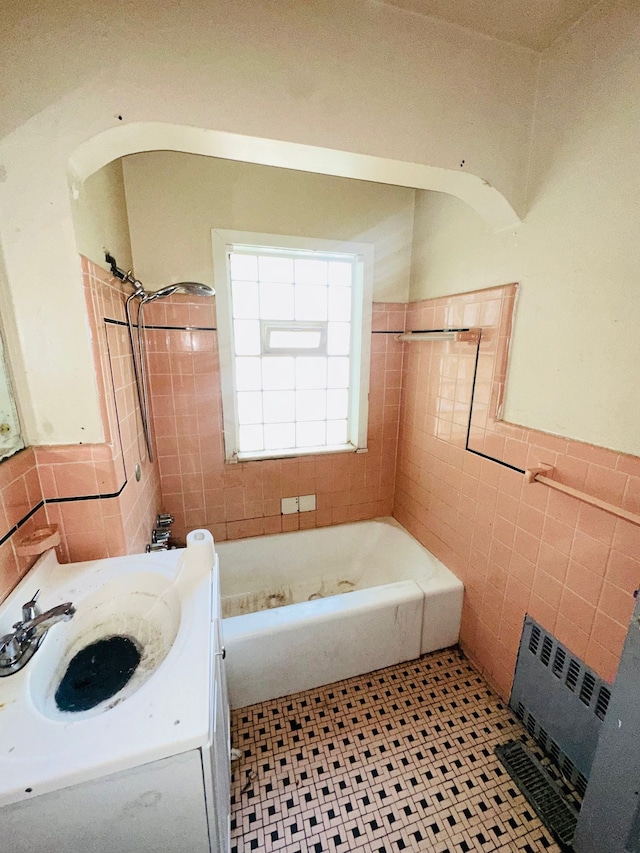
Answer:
xmin=408 ymin=0 xmax=640 ymax=456
xmin=0 ymin=0 xmax=537 ymax=446
xmin=72 ymin=159 xmax=133 ymax=272
xmin=122 ymin=153 xmax=415 ymax=302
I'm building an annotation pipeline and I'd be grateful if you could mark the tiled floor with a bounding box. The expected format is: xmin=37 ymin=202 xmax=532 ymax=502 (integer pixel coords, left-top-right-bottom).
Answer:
xmin=230 ymin=648 xmax=570 ymax=853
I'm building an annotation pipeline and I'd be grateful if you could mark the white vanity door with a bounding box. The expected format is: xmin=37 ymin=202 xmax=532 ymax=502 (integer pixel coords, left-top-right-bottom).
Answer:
xmin=206 ymin=646 xmax=231 ymax=853
xmin=0 ymin=750 xmax=210 ymax=853
xmin=200 ymin=556 xmax=231 ymax=853
xmin=209 ymin=575 xmax=231 ymax=852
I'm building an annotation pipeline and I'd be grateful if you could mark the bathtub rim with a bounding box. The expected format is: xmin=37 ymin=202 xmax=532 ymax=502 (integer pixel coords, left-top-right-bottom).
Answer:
xmin=216 ymin=516 xmax=455 ymax=604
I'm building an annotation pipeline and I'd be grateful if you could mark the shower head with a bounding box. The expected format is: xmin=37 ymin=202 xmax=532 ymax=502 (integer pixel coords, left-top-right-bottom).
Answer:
xmin=142 ymin=282 xmax=215 ymax=302
xmin=173 ymin=282 xmax=215 ymax=297
xmin=106 ymin=253 xmax=214 ymax=301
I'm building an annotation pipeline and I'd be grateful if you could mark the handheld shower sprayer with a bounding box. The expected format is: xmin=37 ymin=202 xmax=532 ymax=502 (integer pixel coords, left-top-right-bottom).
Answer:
xmin=142 ymin=282 xmax=216 ymax=302
xmin=105 ymin=252 xmax=215 ymax=461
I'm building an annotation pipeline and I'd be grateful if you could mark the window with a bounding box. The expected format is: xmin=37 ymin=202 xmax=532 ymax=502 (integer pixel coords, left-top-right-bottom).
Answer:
xmin=212 ymin=230 xmax=373 ymax=462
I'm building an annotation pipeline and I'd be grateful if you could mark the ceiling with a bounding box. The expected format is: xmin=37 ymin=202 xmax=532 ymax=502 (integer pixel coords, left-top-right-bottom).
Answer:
xmin=380 ymin=0 xmax=602 ymax=51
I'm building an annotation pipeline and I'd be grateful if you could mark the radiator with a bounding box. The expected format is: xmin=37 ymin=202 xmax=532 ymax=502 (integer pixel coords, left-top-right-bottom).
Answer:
xmin=509 ymin=616 xmax=612 ymax=798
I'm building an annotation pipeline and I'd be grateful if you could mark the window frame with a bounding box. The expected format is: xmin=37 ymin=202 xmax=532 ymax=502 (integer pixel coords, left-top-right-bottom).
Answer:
xmin=212 ymin=229 xmax=373 ymax=463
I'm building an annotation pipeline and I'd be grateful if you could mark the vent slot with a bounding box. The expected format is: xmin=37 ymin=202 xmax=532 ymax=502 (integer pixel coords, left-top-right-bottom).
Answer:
xmin=495 ymin=740 xmax=578 ymax=849
xmin=595 ymin=686 xmax=611 ymax=720
xmin=552 ymin=647 xmax=566 ymax=678
xmin=537 ymin=727 xmax=548 ymax=751
xmin=566 ymin=659 xmax=581 ymax=691
xmin=579 ymin=672 xmax=596 ymax=707
xmin=529 ymin=624 xmax=541 ymax=655
xmin=541 ymin=635 xmax=553 ymax=666
xmin=575 ymin=773 xmax=588 ymax=799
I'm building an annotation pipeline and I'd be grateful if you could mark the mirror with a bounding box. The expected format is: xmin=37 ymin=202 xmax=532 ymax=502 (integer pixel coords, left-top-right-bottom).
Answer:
xmin=0 ymin=330 xmax=24 ymax=461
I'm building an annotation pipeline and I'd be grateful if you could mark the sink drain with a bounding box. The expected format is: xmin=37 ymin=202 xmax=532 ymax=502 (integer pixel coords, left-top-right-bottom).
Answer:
xmin=55 ymin=636 xmax=141 ymax=712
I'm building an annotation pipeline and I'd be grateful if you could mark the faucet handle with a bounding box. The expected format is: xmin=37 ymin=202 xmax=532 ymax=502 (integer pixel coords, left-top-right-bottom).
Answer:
xmin=0 ymin=632 xmax=23 ymax=664
xmin=22 ymin=590 xmax=41 ymax=623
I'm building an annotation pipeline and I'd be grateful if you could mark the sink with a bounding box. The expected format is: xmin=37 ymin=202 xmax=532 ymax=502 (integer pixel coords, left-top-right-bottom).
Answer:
xmin=0 ymin=530 xmax=228 ymax=853
xmin=0 ymin=530 xmax=217 ymax=809
xmin=30 ymin=572 xmax=181 ymax=721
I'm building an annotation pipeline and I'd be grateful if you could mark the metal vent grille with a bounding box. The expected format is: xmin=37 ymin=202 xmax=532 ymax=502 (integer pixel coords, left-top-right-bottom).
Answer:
xmin=510 ymin=616 xmax=612 ymax=784
xmin=513 ymin=704 xmax=589 ymax=796
xmin=495 ymin=740 xmax=578 ymax=850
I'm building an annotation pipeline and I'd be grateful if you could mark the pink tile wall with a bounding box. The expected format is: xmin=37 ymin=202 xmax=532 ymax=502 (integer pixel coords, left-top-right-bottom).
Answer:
xmin=144 ymin=299 xmax=405 ymax=544
xmin=36 ymin=443 xmax=125 ymax=562
xmin=0 ymin=448 xmax=49 ymax=599
xmin=72 ymin=257 xmax=160 ymax=556
xmin=0 ymin=257 xmax=161 ymax=603
xmin=394 ymin=284 xmax=640 ymax=698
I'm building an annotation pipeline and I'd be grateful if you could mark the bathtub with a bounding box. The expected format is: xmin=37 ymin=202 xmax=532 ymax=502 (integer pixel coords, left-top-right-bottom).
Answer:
xmin=217 ymin=517 xmax=463 ymax=709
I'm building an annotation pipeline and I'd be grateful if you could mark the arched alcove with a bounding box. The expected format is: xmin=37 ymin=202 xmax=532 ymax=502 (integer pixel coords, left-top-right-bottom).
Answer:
xmin=3 ymin=120 xmax=522 ymax=449
xmin=68 ymin=123 xmax=521 ymax=232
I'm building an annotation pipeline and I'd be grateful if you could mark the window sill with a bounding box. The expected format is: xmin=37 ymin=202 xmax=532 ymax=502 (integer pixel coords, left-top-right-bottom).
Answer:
xmin=230 ymin=443 xmax=367 ymax=463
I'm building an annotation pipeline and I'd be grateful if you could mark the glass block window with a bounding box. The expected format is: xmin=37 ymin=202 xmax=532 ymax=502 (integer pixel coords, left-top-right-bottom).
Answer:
xmin=213 ymin=232 xmax=373 ymax=462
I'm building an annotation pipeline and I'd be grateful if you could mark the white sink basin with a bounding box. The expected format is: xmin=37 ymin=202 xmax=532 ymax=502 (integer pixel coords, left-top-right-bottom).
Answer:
xmin=0 ymin=530 xmax=218 ymax=808
xmin=30 ymin=572 xmax=181 ymax=721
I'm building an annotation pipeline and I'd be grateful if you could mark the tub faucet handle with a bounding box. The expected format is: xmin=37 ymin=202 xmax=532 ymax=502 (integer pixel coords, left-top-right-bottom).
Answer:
xmin=146 ymin=542 xmax=169 ymax=552
xmin=152 ymin=528 xmax=171 ymax=544
xmin=156 ymin=513 xmax=174 ymax=528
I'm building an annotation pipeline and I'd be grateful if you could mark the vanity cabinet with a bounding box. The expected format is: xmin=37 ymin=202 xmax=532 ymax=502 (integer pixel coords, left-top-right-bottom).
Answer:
xmin=2 ymin=750 xmax=211 ymax=852
xmin=1 ymin=622 xmax=230 ymax=853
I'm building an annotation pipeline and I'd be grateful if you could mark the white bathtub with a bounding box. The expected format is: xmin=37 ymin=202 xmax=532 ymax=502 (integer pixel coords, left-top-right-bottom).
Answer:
xmin=217 ymin=517 xmax=463 ymax=709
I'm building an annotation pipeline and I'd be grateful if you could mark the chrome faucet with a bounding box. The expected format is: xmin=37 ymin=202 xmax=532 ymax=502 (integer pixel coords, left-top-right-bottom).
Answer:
xmin=0 ymin=590 xmax=75 ymax=676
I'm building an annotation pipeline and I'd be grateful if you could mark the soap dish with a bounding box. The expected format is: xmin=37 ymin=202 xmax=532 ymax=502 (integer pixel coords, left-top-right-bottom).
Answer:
xmin=16 ymin=525 xmax=61 ymax=556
